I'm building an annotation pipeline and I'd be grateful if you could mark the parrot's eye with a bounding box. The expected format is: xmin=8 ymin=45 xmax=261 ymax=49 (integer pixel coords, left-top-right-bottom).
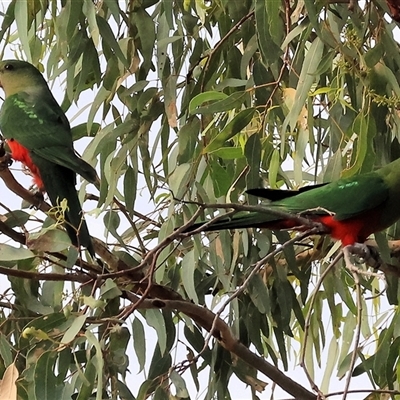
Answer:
xmin=4 ymin=64 xmax=14 ymax=71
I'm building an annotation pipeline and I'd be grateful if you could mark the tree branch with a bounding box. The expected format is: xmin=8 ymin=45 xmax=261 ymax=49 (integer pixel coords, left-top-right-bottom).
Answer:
xmin=159 ymin=298 xmax=316 ymax=400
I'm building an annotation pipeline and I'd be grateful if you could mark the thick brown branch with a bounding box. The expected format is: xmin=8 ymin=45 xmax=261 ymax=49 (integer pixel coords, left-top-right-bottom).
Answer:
xmin=157 ymin=298 xmax=316 ymax=400
xmin=0 ymin=265 xmax=94 ymax=282
xmin=0 ymin=219 xmax=26 ymax=244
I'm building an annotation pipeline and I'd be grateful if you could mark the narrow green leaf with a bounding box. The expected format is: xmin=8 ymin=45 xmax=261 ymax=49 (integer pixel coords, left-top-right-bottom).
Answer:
xmin=303 ymin=0 xmax=322 ymax=35
xmin=61 ymin=315 xmax=87 ymax=344
xmin=3 ymin=210 xmax=30 ymax=228
xmin=85 ymin=330 xmax=104 ymax=400
xmin=281 ymin=37 xmax=324 ymax=145
xmin=214 ymin=78 xmax=248 ymax=91
xmin=71 ymin=122 xmax=100 ymax=141
xmin=193 ymin=91 xmax=247 ymax=114
xmin=76 ymin=358 xmax=96 ymax=400
xmin=210 ymin=147 xmax=243 ymax=159
xmin=168 ymin=163 xmax=192 ymax=199
xmin=209 ymin=160 xmax=232 ymax=198
xmin=100 ymin=278 xmax=122 ymax=300
xmin=132 ymin=317 xmax=146 ymax=372
xmin=123 ymin=165 xmax=137 ymax=211
xmin=163 ymin=74 xmax=178 ymax=128
xmin=34 ymin=351 xmax=63 ymax=399
xmin=96 ymin=15 xmax=129 ymax=67
xmin=148 ymin=345 xmax=171 ymax=381
xmin=82 ymin=0 xmax=99 ymax=46
xmin=0 ymin=244 xmax=34 ymax=261
xmin=189 ymin=91 xmax=228 ymax=114
xmin=169 ymin=370 xmax=189 ymax=398
xmin=248 ymin=274 xmax=269 ymax=314
xmin=341 ymin=111 xmax=376 ymax=178
xmin=255 ymin=0 xmax=283 ymax=65
xmin=364 ymin=43 xmax=384 ymax=68
xmin=373 ymin=327 xmax=393 ymax=384
xmin=386 ymin=336 xmax=400 ymax=389
xmin=0 ymin=333 xmax=13 ymax=367
xmin=24 ymin=313 xmax=67 ymax=333
xmin=145 ymin=309 xmax=167 ymax=355
xmin=245 ymin=133 xmax=262 ymax=198
xmin=42 ymin=280 xmax=64 ymax=311
xmin=204 ymin=108 xmax=255 ymax=153
xmin=337 ymin=312 xmax=357 ymax=377
xmin=273 ymin=327 xmax=288 ymax=369
xmin=181 ymin=250 xmax=199 ymax=304
xmin=104 ymin=210 xmax=124 ymax=245
xmin=321 ymin=337 xmax=339 ymax=392
xmin=268 ymin=149 xmax=280 ymax=188
xmin=28 ymin=229 xmax=71 ymax=253
xmin=14 ymin=1 xmax=31 ymax=61
xmin=0 ymin=2 xmax=16 ymax=43
xmin=133 ymin=8 xmax=155 ymax=73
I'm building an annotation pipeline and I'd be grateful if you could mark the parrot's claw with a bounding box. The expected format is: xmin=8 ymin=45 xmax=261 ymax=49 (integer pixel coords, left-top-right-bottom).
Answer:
xmin=0 ymin=151 xmax=12 ymax=171
xmin=29 ymin=191 xmax=44 ymax=210
xmin=343 ymin=243 xmax=382 ymax=269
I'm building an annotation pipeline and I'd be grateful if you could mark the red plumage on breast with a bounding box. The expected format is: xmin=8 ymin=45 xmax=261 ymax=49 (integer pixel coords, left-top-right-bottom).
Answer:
xmin=317 ymin=214 xmax=380 ymax=246
xmin=7 ymin=139 xmax=44 ymax=190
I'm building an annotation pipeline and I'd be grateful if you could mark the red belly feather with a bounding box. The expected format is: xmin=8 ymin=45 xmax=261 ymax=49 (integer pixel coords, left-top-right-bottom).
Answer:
xmin=264 ymin=214 xmax=378 ymax=246
xmin=7 ymin=139 xmax=44 ymax=190
xmin=317 ymin=215 xmax=370 ymax=246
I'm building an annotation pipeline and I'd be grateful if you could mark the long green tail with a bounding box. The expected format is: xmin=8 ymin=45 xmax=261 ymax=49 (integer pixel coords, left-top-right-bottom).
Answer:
xmin=34 ymin=157 xmax=95 ymax=257
xmin=183 ymin=184 xmax=330 ymax=233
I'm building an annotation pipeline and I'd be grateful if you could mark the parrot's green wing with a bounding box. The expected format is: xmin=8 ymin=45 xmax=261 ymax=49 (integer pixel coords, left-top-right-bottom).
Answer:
xmin=33 ymin=146 xmax=97 ymax=184
xmin=0 ymin=91 xmax=96 ymax=182
xmin=258 ymin=172 xmax=390 ymax=220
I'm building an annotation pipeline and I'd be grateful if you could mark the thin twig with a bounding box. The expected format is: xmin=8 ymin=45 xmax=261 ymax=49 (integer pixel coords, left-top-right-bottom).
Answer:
xmin=86 ymin=192 xmax=161 ymax=226
xmin=325 ymin=388 xmax=400 ymax=398
xmin=113 ymin=196 xmax=147 ymax=255
xmin=0 ymin=265 xmax=95 ymax=282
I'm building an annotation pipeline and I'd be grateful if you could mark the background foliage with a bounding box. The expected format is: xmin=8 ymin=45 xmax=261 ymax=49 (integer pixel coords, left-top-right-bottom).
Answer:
xmin=0 ymin=0 xmax=400 ymax=399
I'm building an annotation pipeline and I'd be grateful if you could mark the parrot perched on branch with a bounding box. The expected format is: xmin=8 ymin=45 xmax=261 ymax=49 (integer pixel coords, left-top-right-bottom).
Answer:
xmin=183 ymin=158 xmax=400 ymax=247
xmin=0 ymin=60 xmax=97 ymax=256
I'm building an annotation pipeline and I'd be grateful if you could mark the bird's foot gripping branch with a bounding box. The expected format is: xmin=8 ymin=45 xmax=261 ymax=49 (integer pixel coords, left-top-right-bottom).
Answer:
xmin=343 ymin=243 xmax=383 ymax=270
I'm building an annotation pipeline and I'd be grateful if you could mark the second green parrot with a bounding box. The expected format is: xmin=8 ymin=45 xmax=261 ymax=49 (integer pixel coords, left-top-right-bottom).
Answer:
xmin=184 ymin=158 xmax=400 ymax=246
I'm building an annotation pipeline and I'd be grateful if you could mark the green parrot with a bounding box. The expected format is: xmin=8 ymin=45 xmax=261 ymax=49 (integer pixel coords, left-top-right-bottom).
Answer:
xmin=183 ymin=158 xmax=400 ymax=247
xmin=0 ymin=60 xmax=97 ymax=256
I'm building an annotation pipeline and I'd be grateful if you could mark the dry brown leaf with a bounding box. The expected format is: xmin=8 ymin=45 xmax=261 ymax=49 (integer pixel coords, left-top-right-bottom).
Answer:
xmin=0 ymin=363 xmax=19 ymax=400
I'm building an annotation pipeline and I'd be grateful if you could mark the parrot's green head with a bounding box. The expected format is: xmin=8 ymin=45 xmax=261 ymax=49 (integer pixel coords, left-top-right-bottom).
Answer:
xmin=0 ymin=60 xmax=46 ymax=97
